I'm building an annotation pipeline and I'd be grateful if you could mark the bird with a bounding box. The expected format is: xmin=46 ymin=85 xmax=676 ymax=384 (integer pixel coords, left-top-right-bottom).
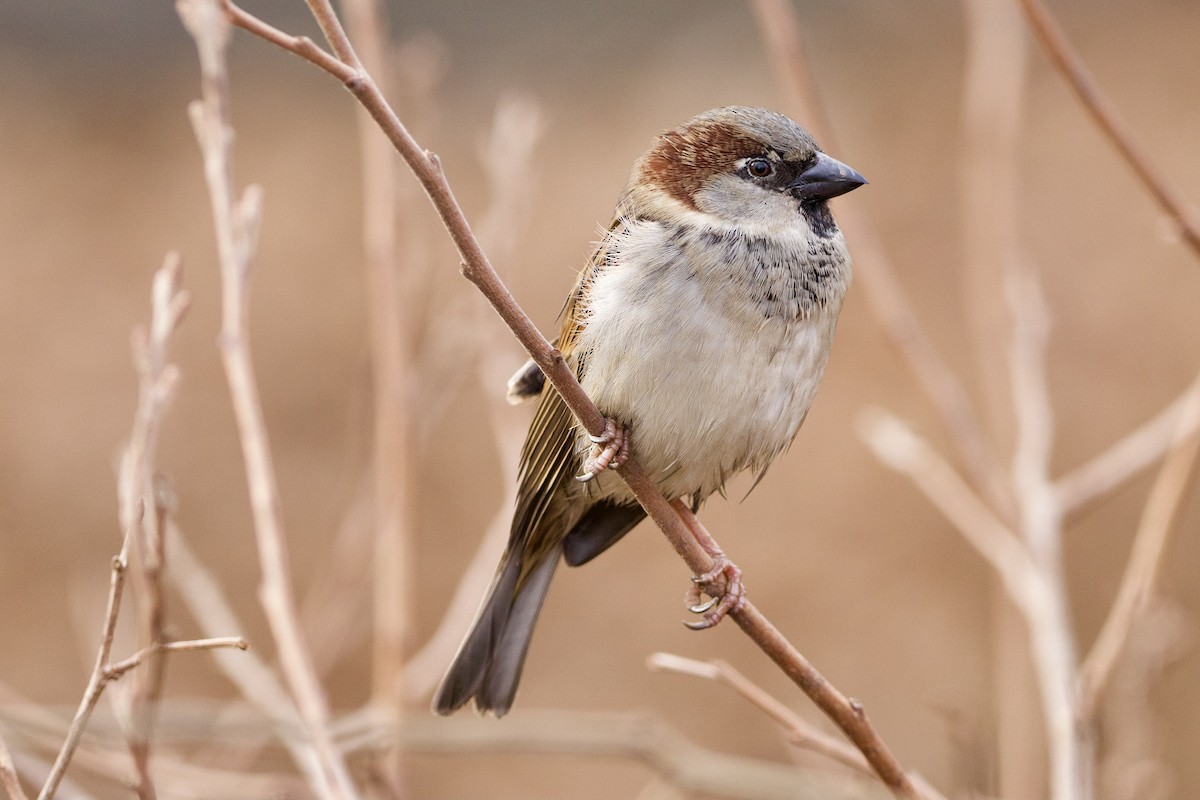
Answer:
xmin=434 ymin=106 xmax=866 ymax=717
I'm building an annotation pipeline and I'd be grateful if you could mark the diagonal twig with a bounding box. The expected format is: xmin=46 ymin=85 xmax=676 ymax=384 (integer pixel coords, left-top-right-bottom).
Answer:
xmin=402 ymin=92 xmax=545 ymax=702
xmin=646 ymin=653 xmax=949 ymax=800
xmin=1055 ymin=387 xmax=1200 ymax=517
xmin=858 ymin=409 xmax=1034 ymax=599
xmin=1015 ymin=0 xmax=1200 ymax=257
xmin=1078 ymin=371 xmax=1200 ymax=719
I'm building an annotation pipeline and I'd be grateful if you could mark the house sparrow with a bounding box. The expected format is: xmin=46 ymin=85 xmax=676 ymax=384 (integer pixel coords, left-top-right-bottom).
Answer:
xmin=435 ymin=106 xmax=865 ymax=716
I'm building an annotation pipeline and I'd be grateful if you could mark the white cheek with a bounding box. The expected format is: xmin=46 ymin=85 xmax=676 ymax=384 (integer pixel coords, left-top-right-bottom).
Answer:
xmin=692 ymin=176 xmax=803 ymax=235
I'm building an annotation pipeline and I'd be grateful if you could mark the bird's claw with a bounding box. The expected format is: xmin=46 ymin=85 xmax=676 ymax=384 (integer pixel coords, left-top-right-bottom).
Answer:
xmin=688 ymin=596 xmax=719 ymax=614
xmin=576 ymin=418 xmax=630 ymax=482
xmin=683 ymin=555 xmax=745 ymax=630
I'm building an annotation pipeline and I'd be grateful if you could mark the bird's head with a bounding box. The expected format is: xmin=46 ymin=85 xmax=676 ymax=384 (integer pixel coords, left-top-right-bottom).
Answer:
xmin=625 ymin=106 xmax=866 ymax=233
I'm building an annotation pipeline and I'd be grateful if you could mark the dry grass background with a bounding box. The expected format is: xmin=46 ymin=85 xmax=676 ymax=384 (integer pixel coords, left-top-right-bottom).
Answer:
xmin=1 ymin=1 xmax=1199 ymax=798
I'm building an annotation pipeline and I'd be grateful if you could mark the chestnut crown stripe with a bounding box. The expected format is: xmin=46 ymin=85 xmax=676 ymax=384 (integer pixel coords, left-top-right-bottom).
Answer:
xmin=636 ymin=107 xmax=824 ymax=211
xmin=639 ymin=123 xmax=767 ymax=208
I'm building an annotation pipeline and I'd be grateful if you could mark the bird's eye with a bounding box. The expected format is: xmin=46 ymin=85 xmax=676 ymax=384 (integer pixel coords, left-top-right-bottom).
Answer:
xmin=746 ymin=158 xmax=773 ymax=178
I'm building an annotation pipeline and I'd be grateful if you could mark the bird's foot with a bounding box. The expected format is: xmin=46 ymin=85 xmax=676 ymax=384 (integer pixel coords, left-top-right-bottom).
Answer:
xmin=684 ymin=554 xmax=745 ymax=630
xmin=669 ymin=499 xmax=745 ymax=629
xmin=576 ymin=418 xmax=630 ymax=482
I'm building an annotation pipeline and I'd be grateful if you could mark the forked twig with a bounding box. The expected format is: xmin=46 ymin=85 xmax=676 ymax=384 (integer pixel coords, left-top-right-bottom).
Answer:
xmin=38 ymin=253 xmax=240 ymax=800
xmin=103 ymin=639 xmax=251 ymax=683
xmin=214 ymin=0 xmax=924 ymax=796
xmin=41 ymin=257 xmax=183 ymax=800
xmin=119 ymin=254 xmax=190 ymax=800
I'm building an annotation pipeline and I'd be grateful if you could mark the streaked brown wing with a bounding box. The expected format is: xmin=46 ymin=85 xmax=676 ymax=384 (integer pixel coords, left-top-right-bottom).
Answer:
xmin=508 ymin=220 xmax=623 ymax=575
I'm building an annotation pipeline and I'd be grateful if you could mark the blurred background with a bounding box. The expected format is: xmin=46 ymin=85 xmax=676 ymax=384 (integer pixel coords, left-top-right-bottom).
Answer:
xmin=1 ymin=0 xmax=1198 ymax=798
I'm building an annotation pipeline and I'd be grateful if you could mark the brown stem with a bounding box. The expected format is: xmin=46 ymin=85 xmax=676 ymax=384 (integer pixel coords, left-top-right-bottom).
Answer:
xmin=1015 ymin=0 xmax=1200 ymax=257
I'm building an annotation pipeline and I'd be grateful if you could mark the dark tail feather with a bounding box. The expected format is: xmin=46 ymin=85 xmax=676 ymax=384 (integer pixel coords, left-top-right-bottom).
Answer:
xmin=433 ymin=544 xmax=562 ymax=717
xmin=563 ymin=500 xmax=646 ymax=567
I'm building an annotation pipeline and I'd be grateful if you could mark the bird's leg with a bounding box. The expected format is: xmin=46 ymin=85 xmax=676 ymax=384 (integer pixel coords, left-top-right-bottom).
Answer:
xmin=671 ymin=499 xmax=745 ymax=629
xmin=576 ymin=417 xmax=630 ymax=482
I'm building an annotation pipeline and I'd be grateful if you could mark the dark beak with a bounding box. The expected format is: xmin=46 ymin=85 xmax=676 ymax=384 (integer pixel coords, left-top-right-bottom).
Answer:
xmin=789 ymin=152 xmax=867 ymax=202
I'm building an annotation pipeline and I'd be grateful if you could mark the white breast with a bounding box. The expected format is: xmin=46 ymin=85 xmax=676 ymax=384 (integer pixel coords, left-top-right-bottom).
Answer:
xmin=575 ymin=218 xmax=848 ymax=502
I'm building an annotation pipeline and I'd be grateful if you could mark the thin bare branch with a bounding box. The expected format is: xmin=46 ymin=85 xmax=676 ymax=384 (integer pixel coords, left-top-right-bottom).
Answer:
xmin=177 ymin=1 xmax=358 ymax=797
xmin=104 ymin=639 xmax=251 ymax=683
xmin=1055 ymin=389 xmax=1199 ymax=517
xmin=304 ymin=0 xmax=361 ymax=68
xmin=2 ymin=702 xmax=304 ymax=800
xmin=39 ymin=251 xmax=190 ymax=800
xmin=118 ymin=254 xmax=190 ymax=800
xmin=405 ymin=91 xmax=545 ymax=701
xmin=219 ymin=0 xmax=351 ymax=80
xmin=8 ymin=702 xmax=875 ymax=800
xmin=36 ymin=247 xmax=234 ymax=800
xmin=646 ymin=655 xmax=869 ymax=776
xmin=1079 ymin=372 xmax=1200 ymax=719
xmin=1015 ymin=0 xmax=1200 ymax=257
xmin=955 ymin=5 xmax=1049 ymax=793
xmin=858 ymin=409 xmax=1033 ymax=595
xmin=646 ymin=654 xmax=949 ymax=800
